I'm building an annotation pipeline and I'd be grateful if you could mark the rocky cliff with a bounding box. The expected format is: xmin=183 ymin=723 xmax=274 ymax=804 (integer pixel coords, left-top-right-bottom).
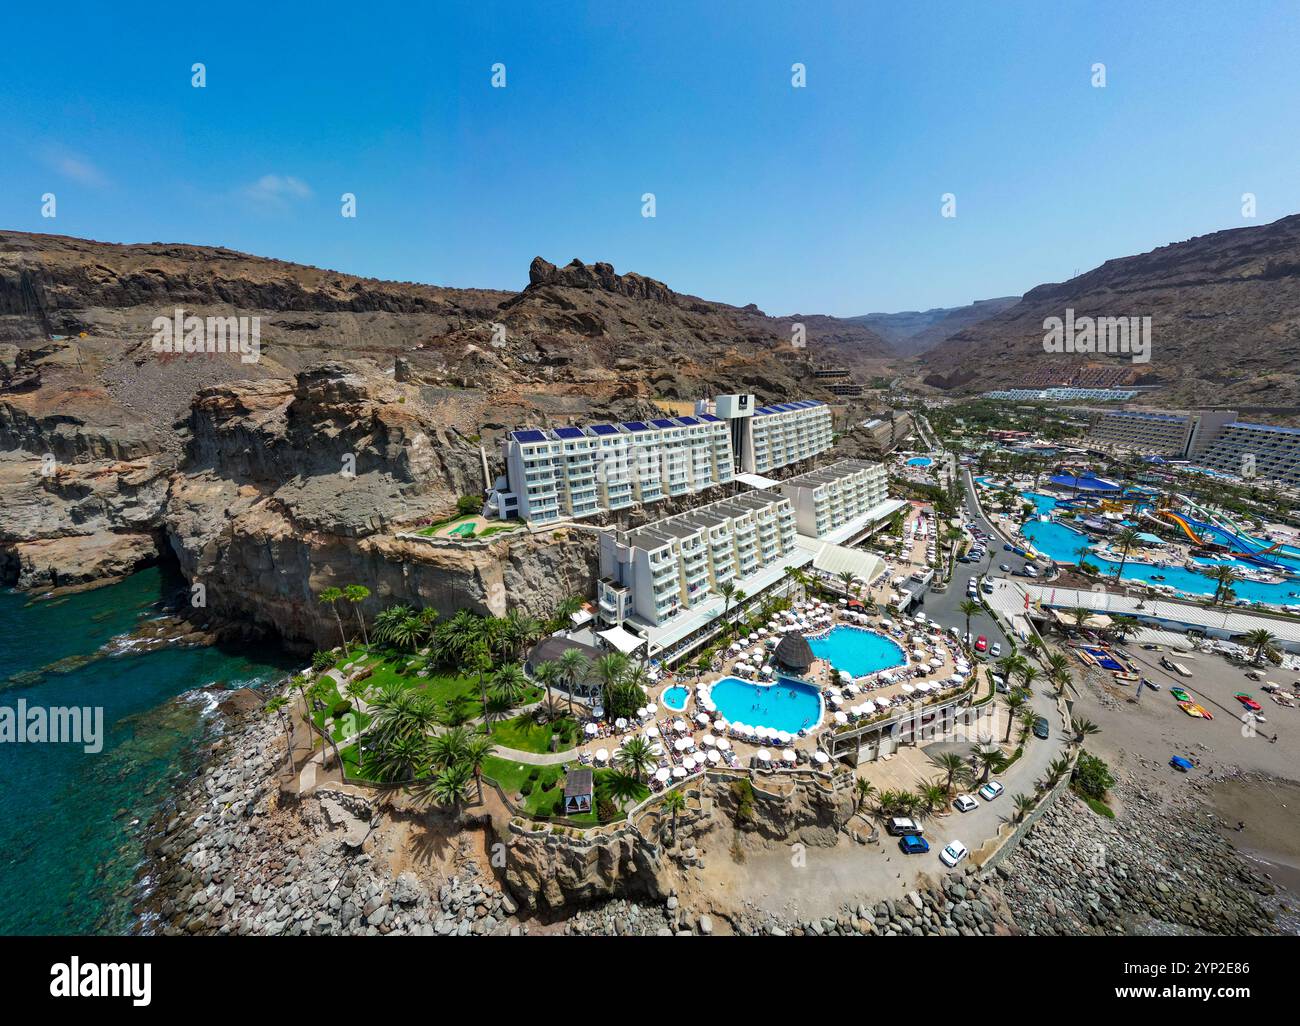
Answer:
xmin=919 ymin=214 xmax=1300 ymax=409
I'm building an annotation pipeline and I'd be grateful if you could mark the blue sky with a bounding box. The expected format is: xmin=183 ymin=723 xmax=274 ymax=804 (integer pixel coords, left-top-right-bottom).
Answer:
xmin=2 ymin=1 xmax=1298 ymax=316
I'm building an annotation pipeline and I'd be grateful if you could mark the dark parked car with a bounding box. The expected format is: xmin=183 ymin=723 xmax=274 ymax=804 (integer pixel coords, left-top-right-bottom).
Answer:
xmin=898 ymin=834 xmax=930 ymax=855
xmin=1032 ymin=716 xmax=1050 ymax=740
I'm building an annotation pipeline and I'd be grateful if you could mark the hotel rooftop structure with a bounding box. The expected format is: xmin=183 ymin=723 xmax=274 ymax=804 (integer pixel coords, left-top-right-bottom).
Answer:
xmin=696 ymin=394 xmax=835 ymax=475
xmin=486 ymin=413 xmax=735 ymax=524
xmin=489 ymin=393 xmax=835 ymax=525
xmin=776 ymin=459 xmax=889 ymax=538
xmin=1086 ymin=409 xmax=1227 ymax=457
xmin=596 ymin=490 xmax=801 ymax=627
xmin=1198 ymin=421 xmax=1300 ymax=487
xmin=1085 ymin=408 xmax=1300 ymax=488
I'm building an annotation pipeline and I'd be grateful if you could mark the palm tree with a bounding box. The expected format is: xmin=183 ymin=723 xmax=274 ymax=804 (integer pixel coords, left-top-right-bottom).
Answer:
xmin=930 ymin=751 xmax=965 ymax=795
xmin=1111 ymin=527 xmax=1141 ymax=582
xmin=593 ymin=652 xmax=629 ymax=712
xmin=838 ymin=570 xmax=858 ymax=598
xmin=718 ymin=581 xmax=738 ymax=632
xmin=976 ymin=745 xmax=1001 ymax=784
xmin=1018 ymin=664 xmax=1040 ymax=693
xmin=1211 ymin=565 xmax=1237 ymax=606
xmin=784 ymin=565 xmax=810 ymax=603
xmin=343 ymin=678 xmax=371 ymax=725
xmin=550 ymin=595 xmax=584 ymax=632
xmin=1018 ymin=709 xmax=1038 ymax=743
xmin=557 ymin=647 xmax=590 ymax=717
xmin=421 ymin=761 xmax=473 ymax=817
xmin=1071 ymin=606 xmax=1092 ymax=632
xmin=1073 ymin=544 xmax=1093 ymax=569
xmin=372 ymin=733 xmax=428 ymax=785
xmin=264 ymin=695 xmax=295 ymax=773
xmin=1013 ymin=793 xmax=1036 ymax=822
xmin=343 ymin=584 xmax=371 ymax=647
xmin=614 ymin=735 xmax=657 ymax=782
xmin=373 ymin=604 xmax=412 ymax=646
xmin=1070 ymin=716 xmax=1101 ymax=742
xmin=959 ymin=599 xmax=981 ymax=644
xmin=1003 ymin=691 xmax=1028 ymax=742
xmin=466 ymin=640 xmax=495 ymax=734
xmin=533 ymin=659 xmax=561 ymax=713
xmin=428 ymin=725 xmax=470 ymax=768
xmin=918 ymin=780 xmax=950 ymax=817
xmin=661 ymin=789 xmax=688 ymax=847
xmin=318 ymin=586 xmax=349 ymax=655
xmin=854 ymin=777 xmax=877 ymax=812
xmin=491 ymin=663 xmax=530 ymax=709
xmin=462 ymin=734 xmax=497 ymax=803
xmin=1243 ymin=628 xmax=1279 ymax=665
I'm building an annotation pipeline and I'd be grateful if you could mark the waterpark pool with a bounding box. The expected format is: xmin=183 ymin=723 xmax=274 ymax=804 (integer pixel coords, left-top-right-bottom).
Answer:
xmin=1020 ymin=491 xmax=1060 ymax=516
xmin=1021 ymin=519 xmax=1300 ymax=606
xmin=661 ymin=685 xmax=689 ymax=711
xmin=906 ymin=456 xmax=933 ymax=467
xmin=808 ymin=626 xmax=907 ymax=679
xmin=709 ymin=675 xmax=822 ymax=734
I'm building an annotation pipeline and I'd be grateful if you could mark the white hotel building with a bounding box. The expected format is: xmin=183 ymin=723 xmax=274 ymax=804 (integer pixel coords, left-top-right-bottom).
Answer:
xmin=776 ymin=459 xmax=890 ymax=538
xmin=489 ymin=394 xmax=835 ymax=525
xmin=1197 ymin=421 xmax=1300 ymax=488
xmin=597 ymin=490 xmax=800 ymax=626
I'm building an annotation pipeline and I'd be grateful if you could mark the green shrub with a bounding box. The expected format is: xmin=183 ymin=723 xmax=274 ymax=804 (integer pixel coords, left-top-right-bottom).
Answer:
xmin=312 ymin=650 xmax=334 ymax=671
xmin=730 ymin=779 xmax=756 ymax=824
xmin=331 ymin=699 xmax=353 ymax=719
xmin=597 ymin=798 xmax=618 ymax=822
xmin=456 ymin=494 xmax=481 ymax=516
xmin=1072 ymin=751 xmax=1115 ymax=801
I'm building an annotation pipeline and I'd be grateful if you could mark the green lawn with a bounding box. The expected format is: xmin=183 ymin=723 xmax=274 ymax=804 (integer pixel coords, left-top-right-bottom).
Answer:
xmin=480 ymin=757 xmax=648 ymax=825
xmin=308 ymin=680 xmax=372 ymax=741
xmin=489 ymin=713 xmax=563 ymax=754
xmin=331 ymin=648 xmax=541 ymax=724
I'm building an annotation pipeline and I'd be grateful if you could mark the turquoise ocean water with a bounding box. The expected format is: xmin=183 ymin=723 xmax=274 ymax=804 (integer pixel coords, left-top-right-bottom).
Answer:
xmin=0 ymin=567 xmax=293 ymax=935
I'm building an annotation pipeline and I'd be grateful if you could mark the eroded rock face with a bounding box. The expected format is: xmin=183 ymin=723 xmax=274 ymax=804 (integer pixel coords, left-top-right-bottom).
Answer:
xmin=504 ymin=827 xmax=671 ymax=915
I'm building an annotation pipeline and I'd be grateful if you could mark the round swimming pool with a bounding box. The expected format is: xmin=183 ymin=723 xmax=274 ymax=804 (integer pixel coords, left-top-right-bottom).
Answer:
xmin=661 ymin=685 xmax=689 ymax=711
xmin=808 ymin=626 xmax=907 ymax=679
xmin=709 ymin=676 xmax=822 ymax=734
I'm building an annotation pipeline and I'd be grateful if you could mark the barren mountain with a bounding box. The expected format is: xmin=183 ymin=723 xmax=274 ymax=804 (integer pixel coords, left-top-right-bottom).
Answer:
xmin=918 ymin=214 xmax=1300 ymax=409
xmin=0 ymin=231 xmax=892 ymax=634
xmin=848 ymin=296 xmax=1019 ymax=357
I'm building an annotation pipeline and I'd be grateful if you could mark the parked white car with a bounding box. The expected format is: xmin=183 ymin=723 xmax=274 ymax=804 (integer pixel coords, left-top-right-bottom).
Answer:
xmin=953 ymin=794 xmax=978 ymax=813
xmin=978 ymin=781 xmax=1004 ymax=802
xmin=939 ymin=841 xmax=969 ymax=867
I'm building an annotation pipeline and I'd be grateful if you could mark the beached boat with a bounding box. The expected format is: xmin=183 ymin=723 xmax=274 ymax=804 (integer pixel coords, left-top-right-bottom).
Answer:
xmin=1176 ymin=700 xmax=1213 ymax=720
xmin=1170 ymin=687 xmax=1191 ymax=702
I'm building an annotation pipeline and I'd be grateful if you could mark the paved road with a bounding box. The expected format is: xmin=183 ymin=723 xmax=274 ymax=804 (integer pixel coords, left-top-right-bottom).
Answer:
xmin=898 ymin=468 xmax=1070 ymax=871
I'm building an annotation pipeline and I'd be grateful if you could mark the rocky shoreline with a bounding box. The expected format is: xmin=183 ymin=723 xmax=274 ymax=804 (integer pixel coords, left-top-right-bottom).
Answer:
xmin=132 ymin=677 xmax=1290 ymax=937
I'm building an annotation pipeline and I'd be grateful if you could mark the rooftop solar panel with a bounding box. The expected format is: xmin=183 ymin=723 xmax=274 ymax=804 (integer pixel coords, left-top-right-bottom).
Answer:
xmin=698 ymin=413 xmax=721 ymax=422
xmin=553 ymin=426 xmax=585 ymax=439
xmin=676 ymin=416 xmax=700 ymax=425
xmin=651 ymin=418 xmax=678 ymax=429
xmin=622 ymin=421 xmax=650 ymax=432
xmin=588 ymin=423 xmax=619 ymax=436
xmin=511 ymin=429 xmax=548 ymax=443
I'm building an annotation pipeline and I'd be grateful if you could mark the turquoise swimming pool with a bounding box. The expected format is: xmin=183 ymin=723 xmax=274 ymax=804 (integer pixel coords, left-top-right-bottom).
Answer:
xmin=906 ymin=456 xmax=933 ymax=467
xmin=709 ymin=675 xmax=822 ymax=734
xmin=808 ymin=626 xmax=907 ymax=679
xmin=661 ymin=685 xmax=689 ymax=711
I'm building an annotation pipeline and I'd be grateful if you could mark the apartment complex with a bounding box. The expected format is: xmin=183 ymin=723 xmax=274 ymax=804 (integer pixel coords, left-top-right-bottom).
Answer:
xmin=777 ymin=459 xmax=889 ymax=538
xmin=693 ymin=394 xmax=834 ymax=474
xmin=488 ymin=413 xmax=736 ymax=524
xmin=491 ymin=392 xmax=836 ymax=524
xmin=596 ymin=490 xmax=799 ymax=626
xmin=1087 ymin=408 xmax=1239 ymax=458
xmin=1197 ymin=422 xmax=1300 ymax=487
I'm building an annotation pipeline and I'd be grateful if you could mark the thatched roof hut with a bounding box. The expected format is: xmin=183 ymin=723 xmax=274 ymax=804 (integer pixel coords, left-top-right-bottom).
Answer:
xmin=774 ymin=632 xmax=815 ymax=673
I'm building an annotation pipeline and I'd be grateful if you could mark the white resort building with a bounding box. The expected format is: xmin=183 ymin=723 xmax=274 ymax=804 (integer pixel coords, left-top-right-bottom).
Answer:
xmin=776 ymin=459 xmax=889 ymax=538
xmin=1196 ymin=421 xmax=1300 ymax=487
xmin=596 ymin=490 xmax=800 ymax=627
xmin=488 ymin=393 xmax=834 ymax=525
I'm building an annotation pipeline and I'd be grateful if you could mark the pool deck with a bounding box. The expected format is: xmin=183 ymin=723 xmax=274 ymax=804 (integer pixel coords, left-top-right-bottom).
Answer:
xmin=567 ymin=599 xmax=965 ymax=787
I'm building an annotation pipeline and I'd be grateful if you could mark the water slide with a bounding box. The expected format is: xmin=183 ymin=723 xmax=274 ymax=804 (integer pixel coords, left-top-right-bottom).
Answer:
xmin=1156 ymin=509 xmax=1208 ymax=544
xmin=1171 ymin=495 xmax=1295 ymax=571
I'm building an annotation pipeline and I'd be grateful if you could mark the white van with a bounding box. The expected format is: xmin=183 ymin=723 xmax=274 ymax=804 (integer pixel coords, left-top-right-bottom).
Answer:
xmin=887 ymin=817 xmax=924 ymax=836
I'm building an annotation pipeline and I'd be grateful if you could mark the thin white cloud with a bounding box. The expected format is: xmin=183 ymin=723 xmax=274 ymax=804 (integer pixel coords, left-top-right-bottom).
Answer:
xmin=241 ymin=174 xmax=313 ymax=206
xmin=40 ymin=147 xmax=109 ymax=188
